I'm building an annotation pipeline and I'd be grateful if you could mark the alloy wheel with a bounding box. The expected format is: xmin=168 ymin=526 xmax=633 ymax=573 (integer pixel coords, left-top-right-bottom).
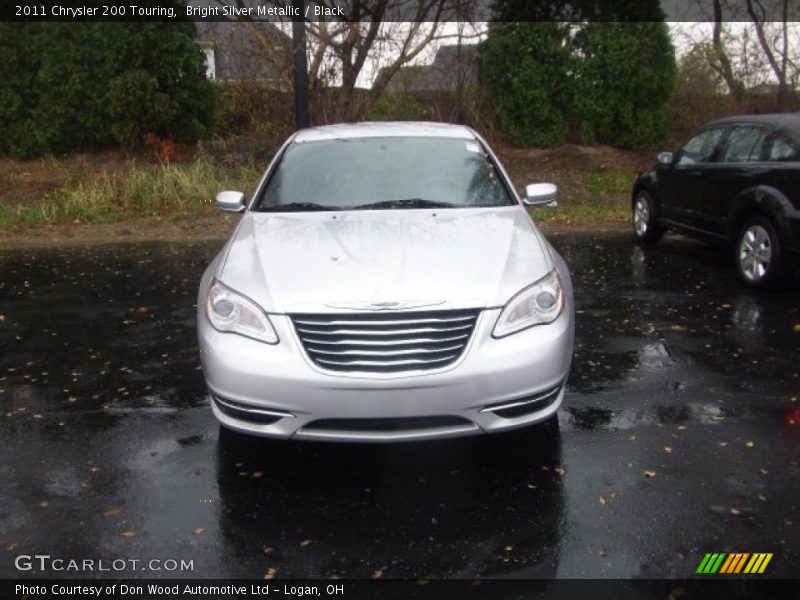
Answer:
xmin=738 ymin=224 xmax=772 ymax=282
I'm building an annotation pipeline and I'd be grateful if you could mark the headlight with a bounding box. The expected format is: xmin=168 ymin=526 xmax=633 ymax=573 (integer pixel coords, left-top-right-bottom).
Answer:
xmin=492 ymin=270 xmax=564 ymax=338
xmin=205 ymin=280 xmax=278 ymax=344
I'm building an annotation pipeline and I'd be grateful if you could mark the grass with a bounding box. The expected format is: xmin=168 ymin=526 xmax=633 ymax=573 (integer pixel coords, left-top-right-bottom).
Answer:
xmin=528 ymin=166 xmax=633 ymax=226
xmin=529 ymin=202 xmax=629 ymax=226
xmin=584 ymin=170 xmax=634 ymax=196
xmin=0 ymin=146 xmax=640 ymax=233
xmin=0 ymin=156 xmax=260 ymax=229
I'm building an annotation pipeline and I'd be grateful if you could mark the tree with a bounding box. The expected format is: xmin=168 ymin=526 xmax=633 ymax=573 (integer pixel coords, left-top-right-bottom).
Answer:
xmin=477 ymin=22 xmax=574 ymax=146
xmin=686 ymin=0 xmax=800 ymax=110
xmin=573 ymin=21 xmax=676 ymax=148
xmin=0 ymin=18 xmax=214 ymax=157
xmin=477 ymin=0 xmax=676 ymax=149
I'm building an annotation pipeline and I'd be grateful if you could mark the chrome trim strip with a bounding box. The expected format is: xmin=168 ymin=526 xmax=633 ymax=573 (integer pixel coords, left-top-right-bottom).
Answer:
xmin=213 ymin=395 xmax=296 ymax=419
xmin=479 ymin=385 xmax=562 ymax=414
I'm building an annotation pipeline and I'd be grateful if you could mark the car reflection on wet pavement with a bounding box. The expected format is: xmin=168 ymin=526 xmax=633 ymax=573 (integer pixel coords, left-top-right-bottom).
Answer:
xmin=0 ymin=233 xmax=798 ymax=579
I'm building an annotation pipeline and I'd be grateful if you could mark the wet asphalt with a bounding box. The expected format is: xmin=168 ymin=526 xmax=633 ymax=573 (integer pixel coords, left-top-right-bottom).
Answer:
xmin=0 ymin=232 xmax=798 ymax=580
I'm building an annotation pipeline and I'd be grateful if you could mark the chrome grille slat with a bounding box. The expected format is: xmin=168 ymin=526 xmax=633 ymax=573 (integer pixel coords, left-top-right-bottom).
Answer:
xmin=294 ymin=324 xmax=474 ymax=336
xmin=316 ymin=354 xmax=458 ymax=367
xmin=307 ymin=344 xmax=464 ymax=357
xmin=301 ymin=333 xmax=470 ymax=346
xmin=293 ymin=316 xmax=475 ymax=326
xmin=291 ymin=309 xmax=479 ymax=373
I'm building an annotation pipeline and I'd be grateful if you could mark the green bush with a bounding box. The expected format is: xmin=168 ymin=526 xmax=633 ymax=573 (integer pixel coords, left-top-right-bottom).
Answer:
xmin=477 ymin=2 xmax=676 ymax=150
xmin=573 ymin=22 xmax=675 ymax=149
xmin=0 ymin=19 xmax=214 ymax=158
xmin=477 ymin=22 xmax=574 ymax=147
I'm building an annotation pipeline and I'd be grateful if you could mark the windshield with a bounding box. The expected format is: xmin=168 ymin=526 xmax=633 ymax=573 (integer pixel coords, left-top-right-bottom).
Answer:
xmin=255 ymin=136 xmax=516 ymax=211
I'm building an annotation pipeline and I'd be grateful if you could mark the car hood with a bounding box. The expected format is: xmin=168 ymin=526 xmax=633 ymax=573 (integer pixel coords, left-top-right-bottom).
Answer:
xmin=218 ymin=207 xmax=552 ymax=313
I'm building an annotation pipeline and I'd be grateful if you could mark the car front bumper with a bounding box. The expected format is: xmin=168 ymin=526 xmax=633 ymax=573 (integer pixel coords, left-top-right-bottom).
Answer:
xmin=198 ymin=306 xmax=574 ymax=442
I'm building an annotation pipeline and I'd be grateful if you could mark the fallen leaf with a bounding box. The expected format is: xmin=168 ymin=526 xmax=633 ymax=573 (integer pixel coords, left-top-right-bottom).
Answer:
xmin=193 ymin=528 xmax=204 ymax=535
xmin=120 ymin=530 xmax=136 ymax=538
xmin=262 ymin=546 xmax=274 ymax=555
xmin=757 ymin=494 xmax=767 ymax=502
xmin=6 ymin=543 xmax=19 ymax=551
xmin=745 ymin=441 xmax=755 ymax=448
xmin=628 ymin=434 xmax=637 ymax=441
xmin=38 ymin=500 xmax=49 ymax=508
xmin=102 ymin=508 xmax=121 ymax=518
xmin=504 ymin=545 xmax=513 ymax=552
xmin=371 ymin=569 xmax=383 ymax=579
xmin=718 ymin=442 xmax=728 ymax=447
xmin=599 ymin=496 xmax=606 ymax=506
xmin=300 ymin=539 xmax=312 ymax=547
xmin=730 ymin=508 xmax=742 ymax=516
xmin=644 ymin=470 xmax=657 ymax=478
xmin=664 ymin=446 xmax=673 ymax=454
xmin=792 ymin=324 xmax=800 ymax=333
xmin=431 ymin=517 xmax=438 ymax=525
xmin=250 ymin=471 xmax=263 ymax=479
xmin=554 ymin=465 xmax=566 ymax=476
xmin=263 ymin=567 xmax=277 ymax=579
xmin=33 ymin=414 xmax=43 ymax=420
xmin=760 ymin=468 xmax=769 ymax=475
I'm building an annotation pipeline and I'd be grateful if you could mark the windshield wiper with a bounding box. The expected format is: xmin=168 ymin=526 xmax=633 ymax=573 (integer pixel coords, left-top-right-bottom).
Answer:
xmin=260 ymin=202 xmax=341 ymax=212
xmin=353 ymin=198 xmax=456 ymax=210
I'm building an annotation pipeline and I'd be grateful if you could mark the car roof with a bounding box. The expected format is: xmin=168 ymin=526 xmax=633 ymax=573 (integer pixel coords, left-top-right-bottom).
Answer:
xmin=292 ymin=121 xmax=477 ymax=143
xmin=704 ymin=112 xmax=800 ymax=134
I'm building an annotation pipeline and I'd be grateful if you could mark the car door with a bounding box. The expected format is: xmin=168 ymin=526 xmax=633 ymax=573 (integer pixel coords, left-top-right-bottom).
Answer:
xmin=658 ymin=126 xmax=726 ymax=230
xmin=702 ymin=124 xmax=771 ymax=237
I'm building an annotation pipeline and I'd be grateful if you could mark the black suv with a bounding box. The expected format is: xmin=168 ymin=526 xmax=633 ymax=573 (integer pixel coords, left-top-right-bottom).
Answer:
xmin=632 ymin=113 xmax=800 ymax=289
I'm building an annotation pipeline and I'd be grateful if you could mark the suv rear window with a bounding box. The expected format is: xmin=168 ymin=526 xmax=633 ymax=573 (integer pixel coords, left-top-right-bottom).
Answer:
xmin=767 ymin=135 xmax=800 ymax=162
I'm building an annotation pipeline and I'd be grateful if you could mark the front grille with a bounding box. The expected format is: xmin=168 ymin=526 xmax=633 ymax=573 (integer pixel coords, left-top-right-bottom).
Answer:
xmin=290 ymin=309 xmax=480 ymax=373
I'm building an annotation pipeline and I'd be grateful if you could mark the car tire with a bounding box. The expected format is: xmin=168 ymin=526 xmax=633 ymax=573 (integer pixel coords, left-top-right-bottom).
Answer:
xmin=735 ymin=216 xmax=786 ymax=290
xmin=632 ymin=190 xmax=664 ymax=244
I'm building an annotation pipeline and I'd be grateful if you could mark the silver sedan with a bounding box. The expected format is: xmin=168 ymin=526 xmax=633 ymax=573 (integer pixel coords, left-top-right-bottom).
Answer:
xmin=197 ymin=122 xmax=574 ymax=442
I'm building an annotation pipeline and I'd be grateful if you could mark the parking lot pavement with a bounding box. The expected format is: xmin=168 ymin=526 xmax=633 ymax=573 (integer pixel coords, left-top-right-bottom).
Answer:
xmin=0 ymin=232 xmax=798 ymax=579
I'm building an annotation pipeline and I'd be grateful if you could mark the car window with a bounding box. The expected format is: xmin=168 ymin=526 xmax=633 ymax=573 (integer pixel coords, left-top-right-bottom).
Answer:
xmin=256 ymin=137 xmax=515 ymax=210
xmin=677 ymin=128 xmax=724 ymax=165
xmin=720 ymin=127 xmax=767 ymax=163
xmin=767 ymin=134 xmax=800 ymax=162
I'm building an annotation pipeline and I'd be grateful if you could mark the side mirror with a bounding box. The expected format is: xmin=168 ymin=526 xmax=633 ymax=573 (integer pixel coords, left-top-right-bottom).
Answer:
xmin=523 ymin=183 xmax=558 ymax=207
xmin=216 ymin=191 xmax=246 ymax=213
xmin=657 ymin=152 xmax=674 ymax=166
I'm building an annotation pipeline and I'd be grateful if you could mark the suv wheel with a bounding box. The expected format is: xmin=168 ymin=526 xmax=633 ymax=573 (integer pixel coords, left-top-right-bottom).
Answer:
xmin=632 ymin=191 xmax=663 ymax=244
xmin=735 ymin=216 xmax=785 ymax=289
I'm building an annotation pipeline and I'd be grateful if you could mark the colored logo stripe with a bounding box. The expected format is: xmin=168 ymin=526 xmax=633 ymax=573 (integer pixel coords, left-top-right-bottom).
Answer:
xmin=697 ymin=552 xmax=773 ymax=574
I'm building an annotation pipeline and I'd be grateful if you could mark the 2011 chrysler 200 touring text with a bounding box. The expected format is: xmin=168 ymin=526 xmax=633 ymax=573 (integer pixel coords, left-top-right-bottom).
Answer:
xmin=197 ymin=122 xmax=574 ymax=442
